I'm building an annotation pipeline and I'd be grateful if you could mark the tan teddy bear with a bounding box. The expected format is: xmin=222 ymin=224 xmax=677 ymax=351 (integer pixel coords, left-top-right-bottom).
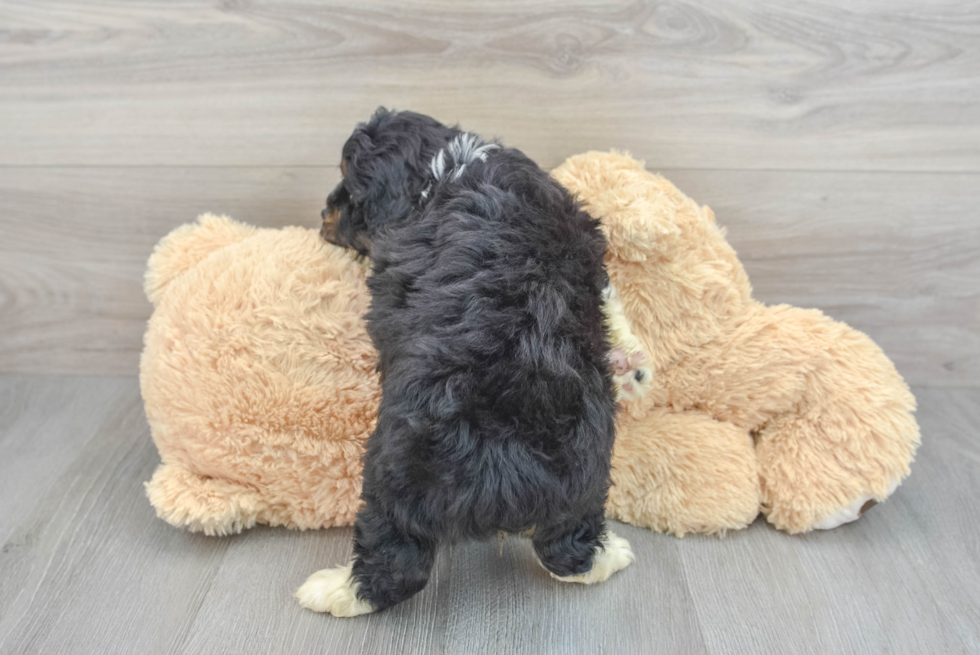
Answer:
xmin=552 ymin=152 xmax=920 ymax=534
xmin=141 ymin=152 xmax=919 ymax=537
xmin=142 ymin=216 xmax=377 ymax=534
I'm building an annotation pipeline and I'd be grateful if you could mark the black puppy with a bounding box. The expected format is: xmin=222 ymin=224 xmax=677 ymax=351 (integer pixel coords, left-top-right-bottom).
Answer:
xmin=297 ymin=109 xmax=644 ymax=617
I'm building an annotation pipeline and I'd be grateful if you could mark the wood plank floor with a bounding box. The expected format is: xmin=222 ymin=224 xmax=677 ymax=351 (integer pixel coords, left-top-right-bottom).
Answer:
xmin=0 ymin=375 xmax=977 ymax=655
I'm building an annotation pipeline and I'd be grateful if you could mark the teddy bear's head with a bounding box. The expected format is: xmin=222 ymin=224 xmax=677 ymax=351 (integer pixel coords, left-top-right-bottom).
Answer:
xmin=552 ymin=151 xmax=753 ymax=372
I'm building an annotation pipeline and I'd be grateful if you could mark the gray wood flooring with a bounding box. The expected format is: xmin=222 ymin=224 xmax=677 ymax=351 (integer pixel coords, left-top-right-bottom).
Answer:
xmin=2 ymin=1 xmax=979 ymax=653
xmin=0 ymin=375 xmax=977 ymax=654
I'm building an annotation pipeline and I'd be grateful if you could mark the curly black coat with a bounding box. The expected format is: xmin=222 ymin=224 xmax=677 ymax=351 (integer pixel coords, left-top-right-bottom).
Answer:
xmin=322 ymin=108 xmax=618 ymax=611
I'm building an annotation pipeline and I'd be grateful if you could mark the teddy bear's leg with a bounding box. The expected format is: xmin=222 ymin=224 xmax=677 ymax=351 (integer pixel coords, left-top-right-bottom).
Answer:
xmin=756 ymin=403 xmax=917 ymax=534
xmin=755 ymin=324 xmax=919 ymax=534
xmin=607 ymin=408 xmax=761 ymax=536
xmin=144 ymin=462 xmax=266 ymax=536
xmin=602 ymin=283 xmax=652 ymax=401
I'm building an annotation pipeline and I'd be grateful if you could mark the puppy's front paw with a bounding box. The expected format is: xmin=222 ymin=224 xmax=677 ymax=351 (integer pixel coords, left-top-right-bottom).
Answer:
xmin=295 ymin=564 xmax=376 ymax=617
xmin=610 ymin=348 xmax=652 ymax=402
xmin=551 ymin=531 xmax=635 ymax=585
xmin=602 ymin=283 xmax=651 ymax=403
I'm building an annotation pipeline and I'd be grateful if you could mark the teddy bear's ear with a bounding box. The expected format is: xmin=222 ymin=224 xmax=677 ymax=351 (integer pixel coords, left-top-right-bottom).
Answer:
xmin=553 ymin=151 xmax=697 ymax=262
xmin=145 ymin=213 xmax=256 ymax=305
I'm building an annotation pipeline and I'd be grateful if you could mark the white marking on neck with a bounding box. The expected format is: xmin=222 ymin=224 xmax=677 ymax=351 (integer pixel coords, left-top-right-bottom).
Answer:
xmin=428 ymin=132 xmax=498 ymax=184
xmin=430 ymin=149 xmax=447 ymax=179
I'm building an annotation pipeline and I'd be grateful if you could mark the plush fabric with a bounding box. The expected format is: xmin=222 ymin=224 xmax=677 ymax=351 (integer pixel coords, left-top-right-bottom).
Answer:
xmin=141 ymin=152 xmax=919 ymax=537
xmin=553 ymin=152 xmax=919 ymax=534
xmin=142 ymin=216 xmax=377 ymax=533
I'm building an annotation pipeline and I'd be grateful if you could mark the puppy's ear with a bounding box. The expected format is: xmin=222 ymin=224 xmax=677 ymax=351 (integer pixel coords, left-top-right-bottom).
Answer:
xmin=340 ymin=126 xmax=376 ymax=201
xmin=360 ymin=159 xmax=417 ymax=232
xmin=342 ymin=107 xmax=430 ymax=235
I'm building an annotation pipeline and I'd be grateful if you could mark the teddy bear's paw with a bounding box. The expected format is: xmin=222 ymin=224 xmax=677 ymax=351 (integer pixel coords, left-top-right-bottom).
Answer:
xmin=812 ymin=478 xmax=902 ymax=530
xmin=549 ymin=531 xmax=635 ymax=585
xmin=295 ymin=564 xmax=376 ymax=617
xmin=611 ymin=348 xmax=652 ymax=402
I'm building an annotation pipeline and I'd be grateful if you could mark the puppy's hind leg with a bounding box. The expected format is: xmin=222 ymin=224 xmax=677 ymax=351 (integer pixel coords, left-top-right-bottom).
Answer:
xmin=296 ymin=496 xmax=437 ymax=617
xmin=533 ymin=512 xmax=635 ymax=585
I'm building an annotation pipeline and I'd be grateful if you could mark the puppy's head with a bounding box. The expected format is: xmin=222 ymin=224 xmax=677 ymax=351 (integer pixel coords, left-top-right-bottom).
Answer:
xmin=321 ymin=107 xmax=461 ymax=256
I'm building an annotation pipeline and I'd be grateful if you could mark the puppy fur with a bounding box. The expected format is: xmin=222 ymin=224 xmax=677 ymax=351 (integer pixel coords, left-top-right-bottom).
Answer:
xmin=299 ymin=109 xmax=635 ymax=616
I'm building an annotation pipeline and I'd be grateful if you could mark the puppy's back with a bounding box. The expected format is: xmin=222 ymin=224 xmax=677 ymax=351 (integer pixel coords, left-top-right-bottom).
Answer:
xmin=364 ymin=144 xmax=616 ymax=538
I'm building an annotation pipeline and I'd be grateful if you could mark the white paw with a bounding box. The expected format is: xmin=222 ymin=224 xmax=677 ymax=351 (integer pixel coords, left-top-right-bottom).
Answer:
xmin=610 ymin=348 xmax=652 ymax=402
xmin=550 ymin=531 xmax=636 ymax=585
xmin=295 ymin=564 xmax=376 ymax=617
xmin=813 ymin=479 xmax=902 ymax=530
xmin=602 ymin=283 xmax=651 ymax=403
